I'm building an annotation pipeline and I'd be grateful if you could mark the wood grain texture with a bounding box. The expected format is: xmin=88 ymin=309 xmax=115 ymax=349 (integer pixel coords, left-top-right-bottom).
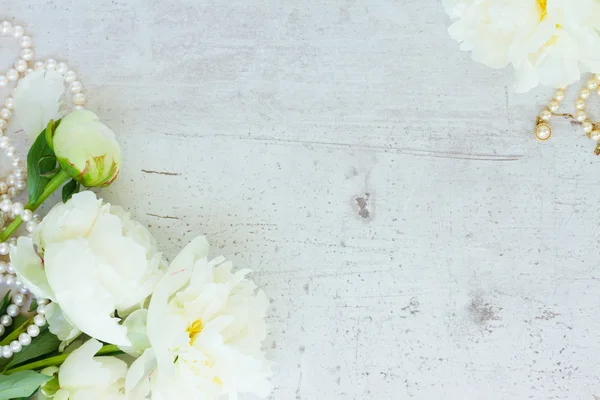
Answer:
xmin=2 ymin=0 xmax=600 ymax=399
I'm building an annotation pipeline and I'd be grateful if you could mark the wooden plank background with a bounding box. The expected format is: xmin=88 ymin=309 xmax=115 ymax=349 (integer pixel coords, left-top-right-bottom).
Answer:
xmin=2 ymin=0 xmax=600 ymax=398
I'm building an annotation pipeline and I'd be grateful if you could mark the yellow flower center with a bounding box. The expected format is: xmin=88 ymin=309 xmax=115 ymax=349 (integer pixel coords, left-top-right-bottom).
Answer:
xmin=186 ymin=320 xmax=203 ymax=345
xmin=537 ymin=0 xmax=547 ymax=20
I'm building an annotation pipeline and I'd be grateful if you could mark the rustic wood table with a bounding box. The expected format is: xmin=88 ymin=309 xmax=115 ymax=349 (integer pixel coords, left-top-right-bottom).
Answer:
xmin=4 ymin=1 xmax=600 ymax=399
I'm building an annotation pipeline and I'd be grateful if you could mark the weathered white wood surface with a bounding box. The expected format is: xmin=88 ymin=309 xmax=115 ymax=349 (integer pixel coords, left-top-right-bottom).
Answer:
xmin=2 ymin=0 xmax=600 ymax=399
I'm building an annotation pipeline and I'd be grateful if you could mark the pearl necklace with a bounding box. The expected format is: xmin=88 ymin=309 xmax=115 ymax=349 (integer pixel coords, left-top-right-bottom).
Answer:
xmin=534 ymin=74 xmax=600 ymax=154
xmin=0 ymin=20 xmax=89 ymax=359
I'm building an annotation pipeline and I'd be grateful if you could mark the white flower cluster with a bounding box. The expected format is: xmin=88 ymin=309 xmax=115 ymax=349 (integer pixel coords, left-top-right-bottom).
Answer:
xmin=444 ymin=0 xmax=600 ymax=92
xmin=11 ymin=192 xmax=272 ymax=400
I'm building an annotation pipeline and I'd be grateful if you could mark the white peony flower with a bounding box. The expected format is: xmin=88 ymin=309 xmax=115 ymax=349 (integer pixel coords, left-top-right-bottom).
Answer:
xmin=40 ymin=339 xmax=129 ymax=400
xmin=10 ymin=191 xmax=164 ymax=346
xmin=13 ymin=69 xmax=64 ymax=137
xmin=125 ymin=236 xmax=272 ymax=400
xmin=53 ymin=110 xmax=122 ymax=187
xmin=444 ymin=0 xmax=600 ymax=92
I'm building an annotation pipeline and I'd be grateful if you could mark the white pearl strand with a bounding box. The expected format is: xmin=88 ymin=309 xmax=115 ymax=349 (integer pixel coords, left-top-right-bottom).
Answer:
xmin=0 ymin=258 xmax=49 ymax=359
xmin=0 ymin=19 xmax=87 ymax=241
xmin=535 ymin=74 xmax=600 ymax=154
xmin=0 ymin=20 xmax=88 ymax=359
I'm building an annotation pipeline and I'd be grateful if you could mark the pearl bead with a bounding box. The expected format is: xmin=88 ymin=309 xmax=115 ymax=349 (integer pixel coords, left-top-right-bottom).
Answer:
xmin=18 ymin=333 xmax=31 ymax=346
xmin=70 ymin=81 xmax=82 ymax=93
xmin=575 ymin=99 xmax=586 ymax=110
xmin=576 ymin=110 xmax=588 ymax=122
xmin=20 ymin=209 xmax=32 ymax=222
xmin=4 ymin=275 xmax=13 ymax=285
xmin=588 ymin=79 xmax=597 ymax=90
xmin=27 ymin=324 xmax=40 ymax=337
xmin=0 ymin=326 xmax=5 ymax=336
xmin=580 ymin=88 xmax=591 ymax=99
xmin=14 ymin=59 xmax=27 ymax=73
xmin=73 ymin=105 xmax=85 ymax=111
xmin=0 ymin=109 xmax=11 ymax=120
xmin=7 ymin=264 xmax=14 ymax=275
xmin=12 ymin=294 xmax=24 ymax=307
xmin=64 ymin=70 xmax=77 ymax=83
xmin=7 ymin=188 xmax=17 ymax=198
xmin=6 ymin=305 xmax=18 ymax=318
xmin=1 ymin=21 xmax=12 ymax=35
xmin=554 ymin=90 xmax=565 ymax=102
xmin=33 ymin=61 xmax=44 ymax=70
xmin=590 ymin=131 xmax=600 ymax=142
xmin=0 ymin=76 xmax=7 ymax=87
xmin=6 ymin=68 xmax=19 ymax=82
xmin=0 ymin=185 xmax=8 ymax=195
xmin=0 ymin=199 xmax=12 ymax=213
xmin=19 ymin=48 xmax=33 ymax=62
xmin=10 ymin=341 xmax=22 ymax=353
xmin=14 ymin=180 xmax=25 ymax=191
xmin=1 ymin=346 xmax=13 ymax=359
xmin=535 ymin=124 xmax=551 ymax=140
xmin=6 ymin=69 xmax=18 ymax=82
xmin=4 ymin=97 xmax=14 ymax=110
xmin=0 ymin=243 xmax=9 ymax=256
xmin=11 ymin=202 xmax=23 ymax=216
xmin=26 ymin=221 xmax=37 ymax=233
xmin=36 ymin=298 xmax=49 ymax=306
xmin=0 ymin=120 xmax=6 ymax=131
xmin=0 ymin=263 xmax=7 ymax=274
xmin=33 ymin=315 xmax=46 ymax=327
xmin=540 ymin=109 xmax=552 ymax=121
xmin=548 ymin=101 xmax=559 ymax=113
xmin=56 ymin=62 xmax=68 ymax=75
xmin=73 ymin=93 xmax=86 ymax=105
xmin=12 ymin=25 xmax=24 ymax=38
xmin=45 ymin=59 xmax=57 ymax=70
xmin=1 ymin=315 xmax=12 ymax=326
xmin=20 ymin=35 xmax=32 ymax=48
xmin=18 ymin=287 xmax=28 ymax=294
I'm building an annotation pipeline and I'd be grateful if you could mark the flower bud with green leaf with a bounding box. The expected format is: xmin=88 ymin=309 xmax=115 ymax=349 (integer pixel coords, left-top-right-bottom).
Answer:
xmin=52 ymin=110 xmax=121 ymax=187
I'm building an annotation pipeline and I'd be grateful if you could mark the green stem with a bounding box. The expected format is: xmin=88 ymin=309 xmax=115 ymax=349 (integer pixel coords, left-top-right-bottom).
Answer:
xmin=0 ymin=170 xmax=70 ymax=242
xmin=3 ymin=344 xmax=121 ymax=375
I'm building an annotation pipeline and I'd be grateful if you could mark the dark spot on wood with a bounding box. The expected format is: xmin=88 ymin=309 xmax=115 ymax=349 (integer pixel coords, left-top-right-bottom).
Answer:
xmin=356 ymin=194 xmax=370 ymax=218
xmin=141 ymin=169 xmax=181 ymax=176
xmin=146 ymin=213 xmax=179 ymax=220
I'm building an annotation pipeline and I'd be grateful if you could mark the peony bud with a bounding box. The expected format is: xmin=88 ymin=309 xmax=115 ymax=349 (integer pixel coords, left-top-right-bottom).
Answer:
xmin=53 ymin=110 xmax=121 ymax=187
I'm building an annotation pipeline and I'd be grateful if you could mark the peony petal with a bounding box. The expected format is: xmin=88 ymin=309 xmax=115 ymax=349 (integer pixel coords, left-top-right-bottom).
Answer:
xmin=125 ymin=348 xmax=155 ymax=399
xmin=87 ymin=211 xmax=162 ymax=312
xmin=9 ymin=237 xmax=55 ymax=300
xmin=35 ymin=191 xmax=105 ymax=249
xmin=13 ymin=69 xmax=64 ymax=137
xmin=44 ymin=303 xmax=81 ymax=351
xmin=147 ymin=236 xmax=209 ymax=372
xmin=120 ymin=309 xmax=151 ymax=357
xmin=59 ymin=339 xmax=127 ymax=390
xmin=44 ymin=239 xmax=130 ymax=346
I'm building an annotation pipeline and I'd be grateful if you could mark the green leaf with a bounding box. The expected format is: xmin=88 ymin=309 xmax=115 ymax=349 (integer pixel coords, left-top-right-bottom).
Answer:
xmin=27 ymin=129 xmax=57 ymax=204
xmin=61 ymin=179 xmax=79 ymax=203
xmin=1 ymin=315 xmax=31 ymax=347
xmin=0 ymin=370 xmax=50 ymax=399
xmin=0 ymin=293 xmax=10 ymax=326
xmin=28 ymin=300 xmax=37 ymax=314
xmin=4 ymin=330 xmax=60 ymax=370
